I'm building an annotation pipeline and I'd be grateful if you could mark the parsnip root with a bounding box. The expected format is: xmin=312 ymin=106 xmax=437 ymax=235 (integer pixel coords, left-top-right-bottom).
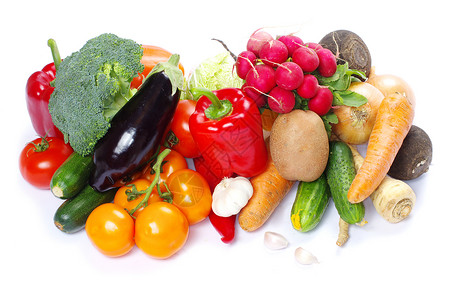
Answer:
xmin=348 ymin=145 xmax=416 ymax=223
xmin=336 ymin=218 xmax=349 ymax=246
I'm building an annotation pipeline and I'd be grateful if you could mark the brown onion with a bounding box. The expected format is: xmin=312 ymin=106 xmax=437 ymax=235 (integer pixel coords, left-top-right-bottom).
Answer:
xmin=332 ymin=82 xmax=384 ymax=144
xmin=367 ymin=66 xmax=416 ymax=107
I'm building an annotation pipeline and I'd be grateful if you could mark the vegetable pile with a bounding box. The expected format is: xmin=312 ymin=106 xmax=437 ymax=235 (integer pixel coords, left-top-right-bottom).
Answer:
xmin=19 ymin=28 xmax=432 ymax=261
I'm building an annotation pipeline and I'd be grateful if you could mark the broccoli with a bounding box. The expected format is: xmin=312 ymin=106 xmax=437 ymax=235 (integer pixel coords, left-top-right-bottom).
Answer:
xmin=48 ymin=33 xmax=144 ymax=156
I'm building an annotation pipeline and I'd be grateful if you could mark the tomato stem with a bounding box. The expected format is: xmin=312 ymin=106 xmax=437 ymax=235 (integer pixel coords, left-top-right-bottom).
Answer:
xmin=30 ymin=137 xmax=50 ymax=153
xmin=128 ymin=148 xmax=172 ymax=216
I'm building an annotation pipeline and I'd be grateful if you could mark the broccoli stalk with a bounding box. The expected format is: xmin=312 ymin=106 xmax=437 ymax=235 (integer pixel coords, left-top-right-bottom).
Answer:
xmin=48 ymin=33 xmax=144 ymax=156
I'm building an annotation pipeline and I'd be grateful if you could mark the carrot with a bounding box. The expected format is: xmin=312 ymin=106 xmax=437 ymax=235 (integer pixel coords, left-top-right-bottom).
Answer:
xmin=348 ymin=145 xmax=416 ymax=223
xmin=347 ymin=92 xmax=415 ymax=203
xmin=238 ymin=141 xmax=295 ymax=232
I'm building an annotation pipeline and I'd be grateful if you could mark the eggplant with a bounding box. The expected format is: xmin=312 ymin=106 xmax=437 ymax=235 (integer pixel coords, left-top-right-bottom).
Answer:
xmin=89 ymin=55 xmax=183 ymax=192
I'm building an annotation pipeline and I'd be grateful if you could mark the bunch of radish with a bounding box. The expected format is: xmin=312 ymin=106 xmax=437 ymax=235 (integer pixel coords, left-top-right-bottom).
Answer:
xmin=235 ymin=29 xmax=337 ymax=116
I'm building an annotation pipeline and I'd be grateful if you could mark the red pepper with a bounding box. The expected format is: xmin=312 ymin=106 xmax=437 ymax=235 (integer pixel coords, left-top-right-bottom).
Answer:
xmin=25 ymin=39 xmax=63 ymax=138
xmin=209 ymin=211 xmax=236 ymax=244
xmin=189 ymin=87 xmax=268 ymax=179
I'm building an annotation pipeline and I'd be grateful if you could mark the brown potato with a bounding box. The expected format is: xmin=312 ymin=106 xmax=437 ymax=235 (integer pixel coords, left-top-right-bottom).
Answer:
xmin=269 ymin=110 xmax=329 ymax=182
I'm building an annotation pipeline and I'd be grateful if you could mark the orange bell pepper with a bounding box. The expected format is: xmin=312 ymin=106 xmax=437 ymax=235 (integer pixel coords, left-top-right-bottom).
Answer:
xmin=131 ymin=45 xmax=185 ymax=90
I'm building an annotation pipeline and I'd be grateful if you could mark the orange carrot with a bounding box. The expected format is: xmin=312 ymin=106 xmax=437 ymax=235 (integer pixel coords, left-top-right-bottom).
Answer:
xmin=238 ymin=141 xmax=295 ymax=231
xmin=347 ymin=92 xmax=415 ymax=204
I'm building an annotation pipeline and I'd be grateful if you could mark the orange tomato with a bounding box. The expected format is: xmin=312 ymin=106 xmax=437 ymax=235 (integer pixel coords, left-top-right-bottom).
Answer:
xmin=166 ymin=169 xmax=212 ymax=225
xmin=131 ymin=45 xmax=185 ymax=90
xmin=85 ymin=203 xmax=135 ymax=257
xmin=135 ymin=202 xmax=189 ymax=259
xmin=142 ymin=148 xmax=188 ymax=191
xmin=113 ymin=178 xmax=161 ymax=218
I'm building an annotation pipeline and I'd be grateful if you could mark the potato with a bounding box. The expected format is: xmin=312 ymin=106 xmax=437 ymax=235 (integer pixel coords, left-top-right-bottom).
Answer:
xmin=269 ymin=109 xmax=329 ymax=182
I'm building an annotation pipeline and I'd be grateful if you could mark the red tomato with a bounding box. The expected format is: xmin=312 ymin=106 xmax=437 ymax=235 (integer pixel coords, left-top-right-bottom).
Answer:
xmin=86 ymin=203 xmax=135 ymax=257
xmin=166 ymin=169 xmax=212 ymax=225
xmin=165 ymin=100 xmax=201 ymax=158
xmin=141 ymin=148 xmax=188 ymax=191
xmin=135 ymin=201 xmax=189 ymax=259
xmin=19 ymin=136 xmax=73 ymax=189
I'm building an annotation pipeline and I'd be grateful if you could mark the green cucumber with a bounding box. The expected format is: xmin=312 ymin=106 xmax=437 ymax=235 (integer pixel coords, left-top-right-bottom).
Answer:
xmin=290 ymin=173 xmax=330 ymax=232
xmin=50 ymin=152 xmax=94 ymax=199
xmin=326 ymin=141 xmax=365 ymax=224
xmin=54 ymin=185 xmax=117 ymax=233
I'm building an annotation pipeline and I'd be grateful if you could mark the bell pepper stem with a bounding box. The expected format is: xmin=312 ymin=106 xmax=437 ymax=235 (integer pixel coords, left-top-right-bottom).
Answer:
xmin=190 ymin=87 xmax=233 ymax=120
xmin=47 ymin=39 xmax=61 ymax=71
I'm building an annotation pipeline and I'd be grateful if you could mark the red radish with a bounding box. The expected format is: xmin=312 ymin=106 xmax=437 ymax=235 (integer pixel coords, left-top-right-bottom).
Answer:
xmin=242 ymin=84 xmax=267 ymax=107
xmin=306 ymin=42 xmax=323 ymax=51
xmin=247 ymin=30 xmax=274 ymax=56
xmin=245 ymin=64 xmax=276 ymax=94
xmin=275 ymin=62 xmax=304 ymax=91
xmin=308 ymin=87 xmax=333 ymax=116
xmin=292 ymin=46 xmax=319 ymax=73
xmin=235 ymin=51 xmax=257 ymax=79
xmin=259 ymin=40 xmax=288 ymax=67
xmin=278 ymin=35 xmax=304 ymax=56
xmin=268 ymin=86 xmax=295 ymax=113
xmin=317 ymin=48 xmax=337 ymax=77
xmin=296 ymin=74 xmax=319 ymax=99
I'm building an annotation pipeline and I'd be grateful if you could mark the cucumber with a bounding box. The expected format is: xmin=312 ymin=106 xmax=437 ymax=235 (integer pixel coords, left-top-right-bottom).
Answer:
xmin=54 ymin=185 xmax=117 ymax=233
xmin=290 ymin=173 xmax=330 ymax=232
xmin=50 ymin=152 xmax=94 ymax=199
xmin=326 ymin=141 xmax=365 ymax=224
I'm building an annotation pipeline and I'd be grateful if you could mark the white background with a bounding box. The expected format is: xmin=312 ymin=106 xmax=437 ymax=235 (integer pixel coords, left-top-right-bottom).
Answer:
xmin=2 ymin=1 xmax=451 ymax=299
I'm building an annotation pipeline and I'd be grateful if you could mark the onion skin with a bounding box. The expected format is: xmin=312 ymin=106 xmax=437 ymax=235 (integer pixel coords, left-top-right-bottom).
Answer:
xmin=332 ymin=82 xmax=384 ymax=144
xmin=367 ymin=67 xmax=416 ymax=107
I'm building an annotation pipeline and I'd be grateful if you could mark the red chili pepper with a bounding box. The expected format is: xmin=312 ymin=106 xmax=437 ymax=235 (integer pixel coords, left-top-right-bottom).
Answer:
xmin=189 ymin=87 xmax=268 ymax=179
xmin=25 ymin=39 xmax=63 ymax=138
xmin=208 ymin=210 xmax=236 ymax=244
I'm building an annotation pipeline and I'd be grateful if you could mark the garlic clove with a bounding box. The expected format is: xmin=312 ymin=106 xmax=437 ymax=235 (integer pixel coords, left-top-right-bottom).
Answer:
xmin=294 ymin=247 xmax=319 ymax=265
xmin=264 ymin=231 xmax=289 ymax=250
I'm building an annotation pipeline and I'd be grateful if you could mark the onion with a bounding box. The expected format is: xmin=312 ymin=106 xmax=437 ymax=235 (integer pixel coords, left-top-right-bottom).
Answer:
xmin=367 ymin=66 xmax=416 ymax=107
xmin=332 ymin=82 xmax=384 ymax=144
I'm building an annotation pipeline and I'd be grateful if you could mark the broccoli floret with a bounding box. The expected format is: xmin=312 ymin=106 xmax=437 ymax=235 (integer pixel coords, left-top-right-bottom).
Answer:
xmin=49 ymin=33 xmax=144 ymax=156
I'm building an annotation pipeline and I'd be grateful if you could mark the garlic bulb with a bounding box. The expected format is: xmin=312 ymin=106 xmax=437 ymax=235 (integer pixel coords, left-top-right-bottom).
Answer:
xmin=264 ymin=231 xmax=289 ymax=250
xmin=212 ymin=177 xmax=253 ymax=217
xmin=294 ymin=247 xmax=319 ymax=265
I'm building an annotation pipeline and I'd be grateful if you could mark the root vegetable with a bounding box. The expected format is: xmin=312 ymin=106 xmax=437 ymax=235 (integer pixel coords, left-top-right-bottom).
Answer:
xmin=238 ymin=141 xmax=295 ymax=232
xmin=247 ymin=29 xmax=274 ymax=56
xmin=296 ymin=74 xmax=319 ymax=99
xmin=316 ymin=48 xmax=337 ymax=77
xmin=307 ymin=87 xmax=333 ymax=116
xmin=388 ymin=125 xmax=433 ymax=180
xmin=278 ymin=35 xmax=304 ymax=56
xmin=336 ymin=218 xmax=349 ymax=247
xmin=292 ymin=46 xmax=319 ymax=73
xmin=367 ymin=67 xmax=416 ymax=107
xmin=275 ymin=61 xmax=304 ymax=91
xmin=235 ymin=51 xmax=257 ymax=79
xmin=259 ymin=40 xmax=289 ymax=67
xmin=347 ymin=93 xmax=415 ymax=203
xmin=245 ymin=64 xmax=276 ymax=94
xmin=332 ymin=82 xmax=384 ymax=144
xmin=269 ymin=109 xmax=329 ymax=182
xmin=268 ymin=86 xmax=296 ymax=114
xmin=348 ymin=145 xmax=416 ymax=223
xmin=319 ymin=30 xmax=372 ymax=78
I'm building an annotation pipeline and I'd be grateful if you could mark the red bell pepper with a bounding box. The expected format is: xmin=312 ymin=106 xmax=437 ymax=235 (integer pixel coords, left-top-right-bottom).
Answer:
xmin=189 ymin=87 xmax=268 ymax=179
xmin=25 ymin=39 xmax=63 ymax=138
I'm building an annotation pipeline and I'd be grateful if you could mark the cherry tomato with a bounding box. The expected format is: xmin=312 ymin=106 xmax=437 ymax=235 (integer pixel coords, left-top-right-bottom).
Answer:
xmin=166 ymin=169 xmax=212 ymax=225
xmin=85 ymin=203 xmax=135 ymax=257
xmin=135 ymin=201 xmax=189 ymax=259
xmin=19 ymin=136 xmax=73 ymax=189
xmin=113 ymin=178 xmax=161 ymax=218
xmin=142 ymin=148 xmax=188 ymax=190
xmin=165 ymin=100 xmax=201 ymax=158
